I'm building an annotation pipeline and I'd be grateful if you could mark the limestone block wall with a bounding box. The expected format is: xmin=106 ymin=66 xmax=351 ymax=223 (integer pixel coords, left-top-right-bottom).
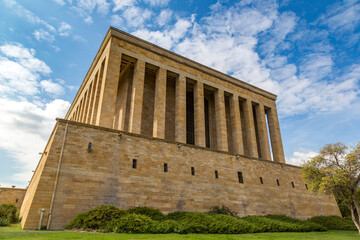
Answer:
xmin=0 ymin=188 xmax=26 ymax=209
xmin=21 ymin=119 xmax=341 ymax=230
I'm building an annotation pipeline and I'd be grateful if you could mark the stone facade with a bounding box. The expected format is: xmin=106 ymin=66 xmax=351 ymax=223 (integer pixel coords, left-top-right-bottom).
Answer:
xmin=0 ymin=187 xmax=26 ymax=209
xmin=20 ymin=27 xmax=341 ymax=230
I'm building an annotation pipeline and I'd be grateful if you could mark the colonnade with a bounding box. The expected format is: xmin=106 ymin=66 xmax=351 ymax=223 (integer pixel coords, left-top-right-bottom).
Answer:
xmin=68 ymin=46 xmax=285 ymax=163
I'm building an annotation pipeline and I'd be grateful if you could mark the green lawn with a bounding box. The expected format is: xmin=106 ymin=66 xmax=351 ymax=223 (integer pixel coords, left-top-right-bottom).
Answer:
xmin=0 ymin=224 xmax=358 ymax=240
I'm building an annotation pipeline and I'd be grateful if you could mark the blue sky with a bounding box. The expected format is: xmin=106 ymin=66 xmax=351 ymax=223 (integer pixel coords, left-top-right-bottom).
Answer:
xmin=0 ymin=0 xmax=359 ymax=188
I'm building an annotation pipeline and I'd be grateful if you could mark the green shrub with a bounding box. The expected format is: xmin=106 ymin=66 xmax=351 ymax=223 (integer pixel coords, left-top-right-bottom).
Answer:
xmin=0 ymin=217 xmax=10 ymax=227
xmin=65 ymin=205 xmax=125 ymax=230
xmin=105 ymin=213 xmax=154 ymax=233
xmin=165 ymin=211 xmax=190 ymax=221
xmin=265 ymin=215 xmax=327 ymax=232
xmin=307 ymin=215 xmax=357 ymax=230
xmin=126 ymin=206 xmax=164 ymax=220
xmin=206 ymin=214 xmax=259 ymax=234
xmin=208 ymin=205 xmax=238 ymax=217
xmin=0 ymin=204 xmax=19 ymax=224
xmin=148 ymin=220 xmax=183 ymax=233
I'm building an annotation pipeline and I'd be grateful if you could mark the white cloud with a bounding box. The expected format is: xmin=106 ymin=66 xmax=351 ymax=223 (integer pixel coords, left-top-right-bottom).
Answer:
xmin=2 ymin=0 xmax=56 ymax=32
xmin=53 ymin=0 xmax=66 ymax=5
xmin=113 ymin=0 xmax=137 ymax=12
xmin=110 ymin=14 xmax=125 ymax=27
xmin=287 ymin=149 xmax=318 ymax=166
xmin=132 ymin=17 xmax=191 ymax=49
xmin=157 ymin=9 xmax=172 ymax=26
xmin=143 ymin=0 xmax=169 ymax=7
xmin=0 ymin=98 xmax=70 ymax=186
xmin=122 ymin=6 xmax=153 ymax=28
xmin=299 ymin=53 xmax=333 ymax=81
xmin=40 ymin=80 xmax=65 ymax=96
xmin=319 ymin=1 xmax=360 ymax=32
xmin=70 ymin=0 xmax=110 ymax=23
xmin=0 ymin=43 xmax=52 ymax=96
xmin=58 ymin=22 xmax=72 ymax=36
xmin=33 ymin=29 xmax=55 ymax=42
xmin=0 ymin=42 xmax=70 ymax=186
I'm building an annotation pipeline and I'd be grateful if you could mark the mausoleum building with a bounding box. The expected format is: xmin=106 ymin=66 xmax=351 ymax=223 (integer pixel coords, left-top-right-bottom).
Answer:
xmin=19 ymin=27 xmax=341 ymax=230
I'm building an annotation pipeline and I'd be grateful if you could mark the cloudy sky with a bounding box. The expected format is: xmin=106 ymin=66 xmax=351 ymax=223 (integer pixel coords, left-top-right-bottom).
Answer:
xmin=0 ymin=0 xmax=359 ymax=188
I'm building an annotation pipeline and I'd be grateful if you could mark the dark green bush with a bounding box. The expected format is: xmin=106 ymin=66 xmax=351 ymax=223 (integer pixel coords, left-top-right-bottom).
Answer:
xmin=265 ymin=215 xmax=326 ymax=232
xmin=105 ymin=213 xmax=154 ymax=233
xmin=148 ymin=220 xmax=183 ymax=233
xmin=208 ymin=205 xmax=238 ymax=217
xmin=307 ymin=215 xmax=357 ymax=230
xmin=65 ymin=205 xmax=125 ymax=230
xmin=126 ymin=206 xmax=164 ymax=220
xmin=242 ymin=215 xmax=326 ymax=232
xmin=0 ymin=204 xmax=19 ymax=224
xmin=165 ymin=211 xmax=190 ymax=221
xmin=0 ymin=217 xmax=10 ymax=227
xmin=206 ymin=214 xmax=259 ymax=234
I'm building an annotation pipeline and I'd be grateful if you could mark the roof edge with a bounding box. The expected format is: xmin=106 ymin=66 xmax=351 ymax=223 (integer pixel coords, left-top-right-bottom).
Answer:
xmin=109 ymin=26 xmax=277 ymax=101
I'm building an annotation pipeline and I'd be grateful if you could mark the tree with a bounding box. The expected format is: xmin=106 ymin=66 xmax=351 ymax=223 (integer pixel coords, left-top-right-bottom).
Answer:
xmin=302 ymin=142 xmax=360 ymax=233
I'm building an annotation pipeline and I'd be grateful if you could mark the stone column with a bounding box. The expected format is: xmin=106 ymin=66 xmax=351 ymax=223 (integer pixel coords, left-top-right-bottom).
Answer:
xmin=229 ymin=94 xmax=244 ymax=155
xmin=90 ymin=68 xmax=102 ymax=125
xmin=255 ymin=103 xmax=271 ymax=160
xmin=194 ymin=81 xmax=206 ymax=147
xmin=128 ymin=59 xmax=145 ymax=134
xmin=214 ymin=89 xmax=228 ymax=152
xmin=86 ymin=81 xmax=96 ymax=124
xmin=175 ymin=74 xmax=186 ymax=143
xmin=243 ymin=99 xmax=258 ymax=158
xmin=95 ymin=40 xmax=122 ymax=128
xmin=153 ymin=67 xmax=167 ymax=138
xmin=78 ymin=99 xmax=84 ymax=123
xmin=82 ymin=90 xmax=89 ymax=123
xmin=267 ymin=106 xmax=285 ymax=163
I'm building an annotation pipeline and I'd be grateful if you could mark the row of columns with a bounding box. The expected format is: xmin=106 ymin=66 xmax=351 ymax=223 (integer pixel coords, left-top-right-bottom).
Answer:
xmin=70 ymin=45 xmax=285 ymax=163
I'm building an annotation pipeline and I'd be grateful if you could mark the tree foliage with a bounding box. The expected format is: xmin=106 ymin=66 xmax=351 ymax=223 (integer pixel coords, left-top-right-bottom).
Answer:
xmin=302 ymin=142 xmax=360 ymax=233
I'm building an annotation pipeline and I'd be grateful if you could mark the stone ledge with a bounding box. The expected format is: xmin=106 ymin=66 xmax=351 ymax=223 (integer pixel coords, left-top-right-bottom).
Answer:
xmin=56 ymin=118 xmax=301 ymax=170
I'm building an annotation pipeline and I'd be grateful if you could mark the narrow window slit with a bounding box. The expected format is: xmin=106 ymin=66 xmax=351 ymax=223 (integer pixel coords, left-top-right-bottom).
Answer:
xmin=132 ymin=159 xmax=137 ymax=169
xmin=191 ymin=167 xmax=195 ymax=176
xmin=276 ymin=179 xmax=280 ymax=186
xmin=260 ymin=177 xmax=263 ymax=184
xmin=164 ymin=163 xmax=168 ymax=172
xmin=291 ymin=181 xmax=295 ymax=188
xmin=237 ymin=171 xmax=244 ymax=184
xmin=215 ymin=170 xmax=218 ymax=179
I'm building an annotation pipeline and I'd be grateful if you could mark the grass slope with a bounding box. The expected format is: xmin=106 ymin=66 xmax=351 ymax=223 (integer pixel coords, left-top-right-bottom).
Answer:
xmin=0 ymin=224 xmax=358 ymax=240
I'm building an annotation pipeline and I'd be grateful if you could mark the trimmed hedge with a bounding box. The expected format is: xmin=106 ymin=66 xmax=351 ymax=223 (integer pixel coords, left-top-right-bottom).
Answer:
xmin=307 ymin=215 xmax=357 ymax=230
xmin=0 ymin=204 xmax=19 ymax=226
xmin=65 ymin=205 xmax=125 ymax=230
xmin=126 ymin=206 xmax=164 ymax=221
xmin=66 ymin=205 xmax=357 ymax=234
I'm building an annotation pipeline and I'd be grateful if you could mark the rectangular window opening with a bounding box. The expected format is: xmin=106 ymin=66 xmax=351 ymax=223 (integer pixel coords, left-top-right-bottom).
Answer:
xmin=237 ymin=171 xmax=244 ymax=184
xmin=132 ymin=159 xmax=137 ymax=169
xmin=164 ymin=163 xmax=168 ymax=172
xmin=191 ymin=167 xmax=195 ymax=176
xmin=260 ymin=177 xmax=263 ymax=184
xmin=276 ymin=179 xmax=280 ymax=186
xmin=305 ymin=184 xmax=308 ymax=190
xmin=215 ymin=170 xmax=218 ymax=179
xmin=291 ymin=181 xmax=295 ymax=188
